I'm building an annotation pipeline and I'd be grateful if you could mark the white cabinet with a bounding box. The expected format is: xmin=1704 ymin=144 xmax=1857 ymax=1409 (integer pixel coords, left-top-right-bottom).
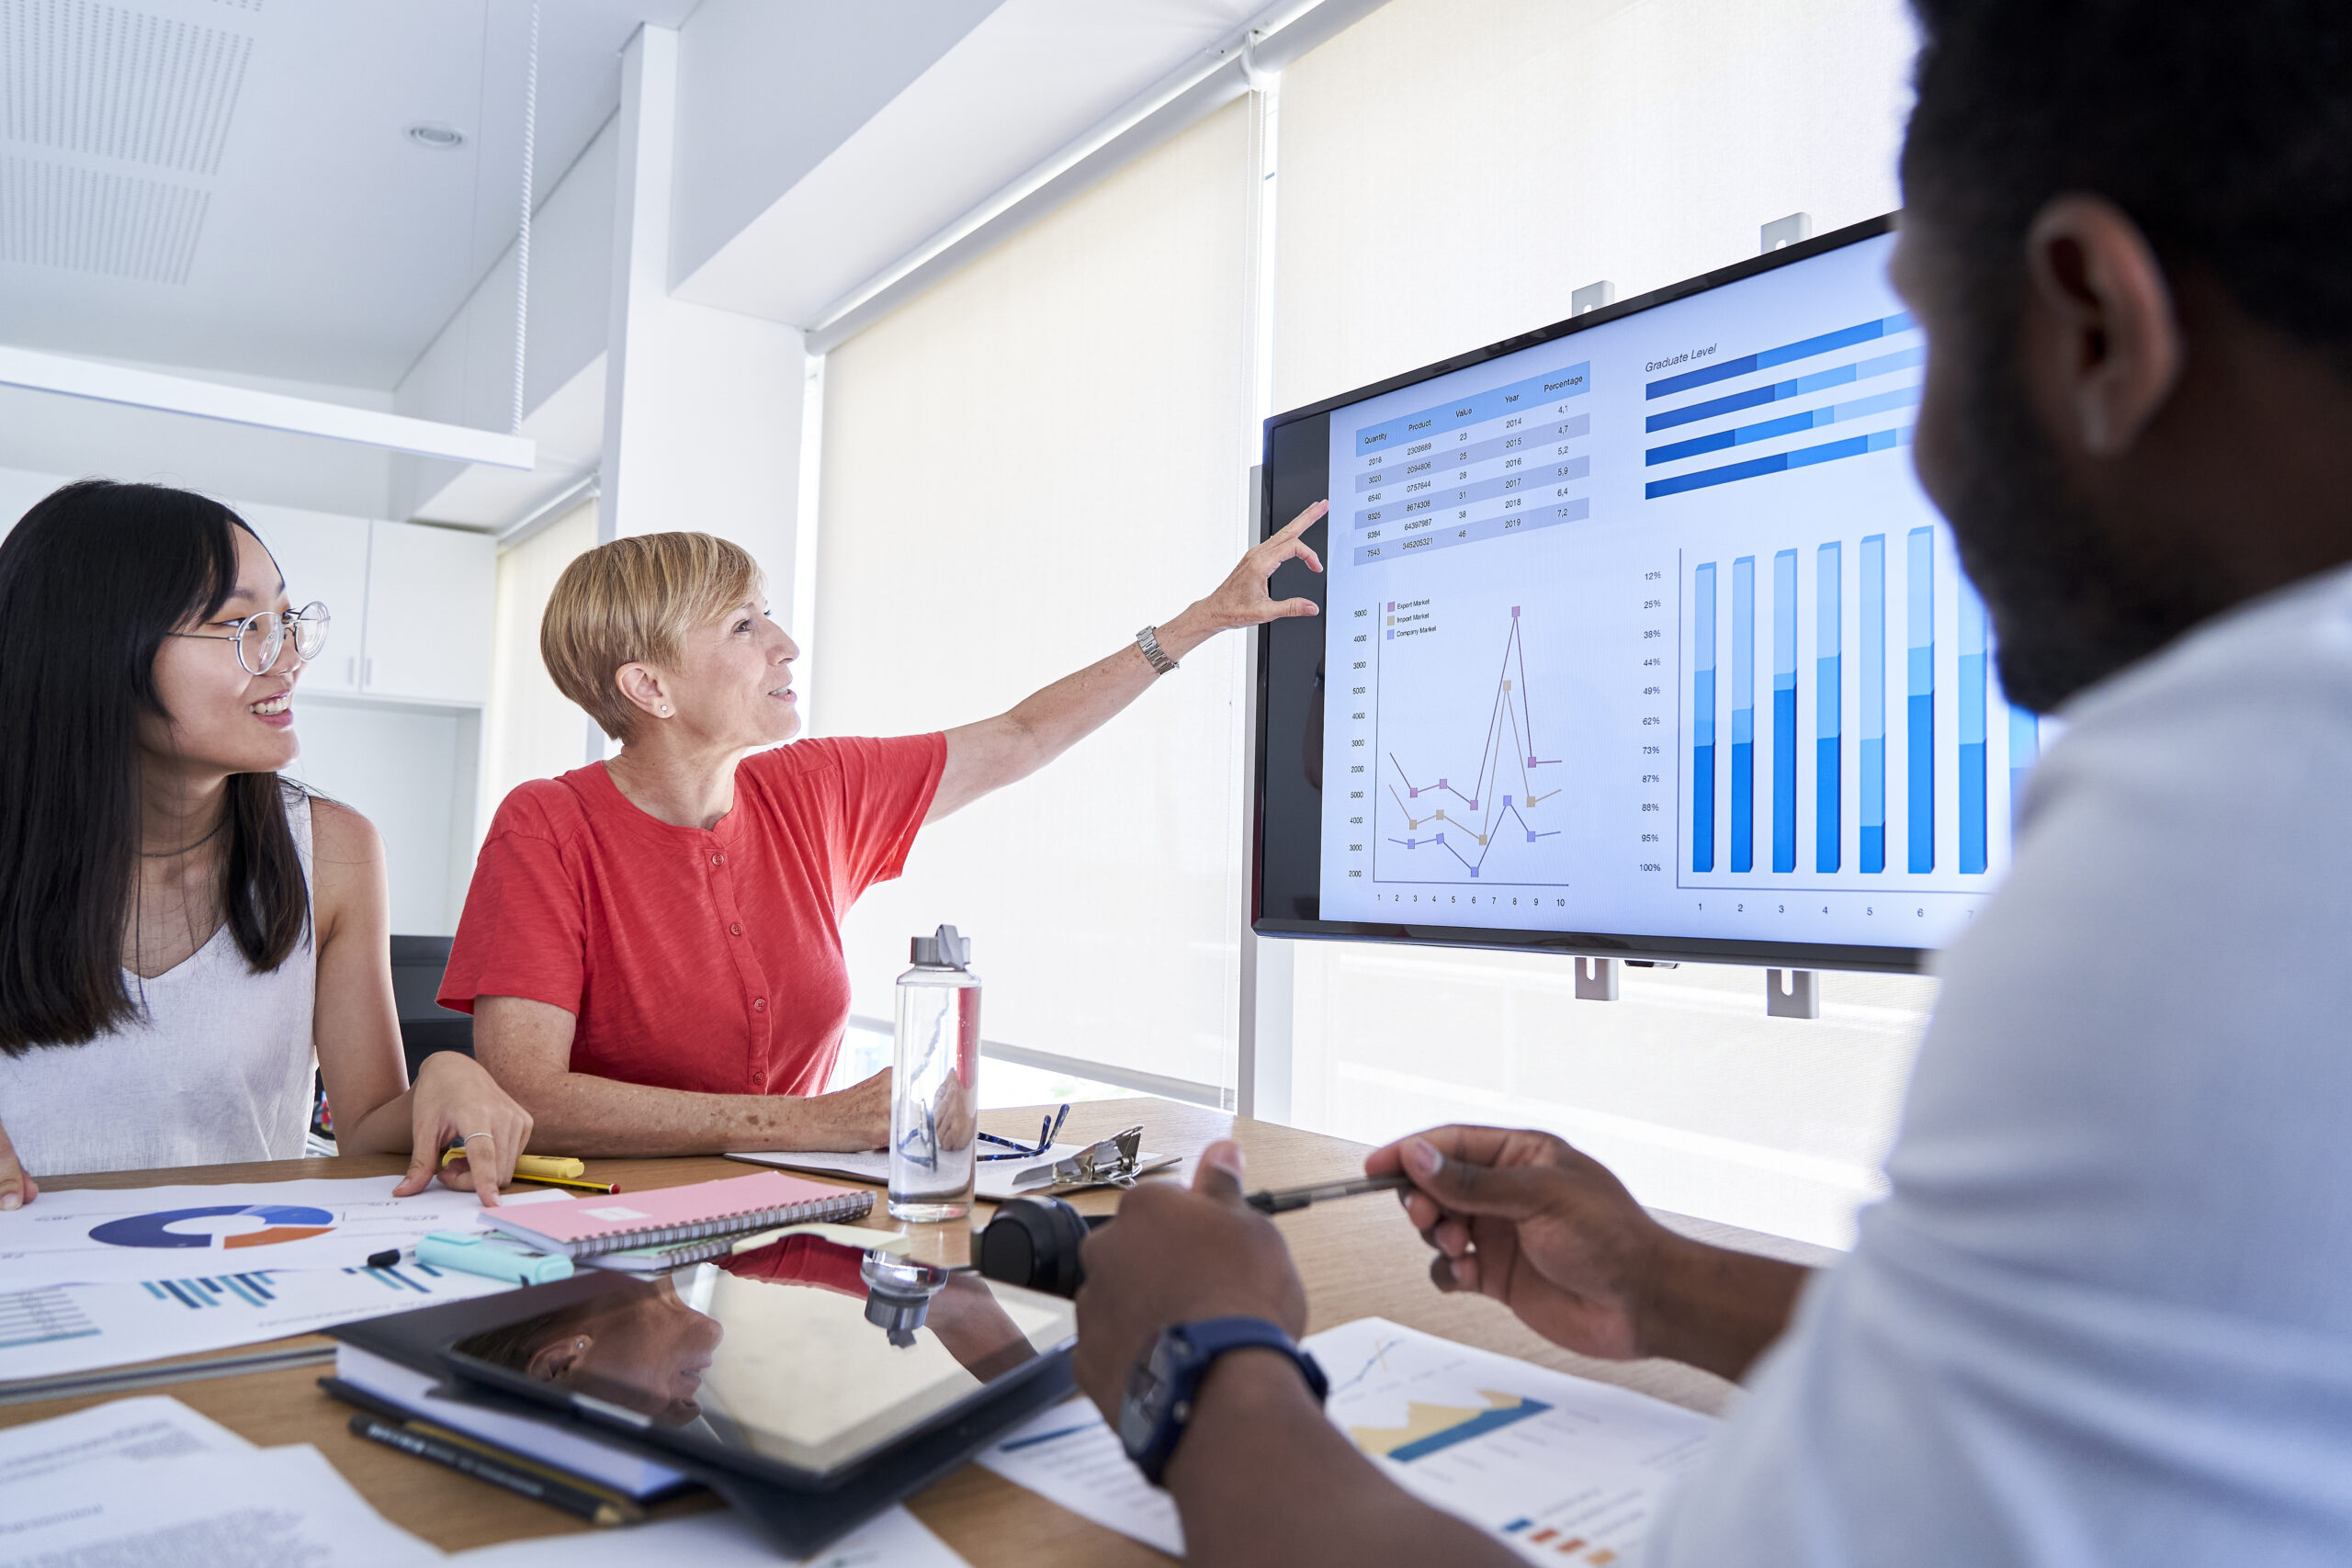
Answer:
xmin=359 ymin=521 xmax=495 ymax=705
xmin=240 ymin=504 xmax=371 ymax=694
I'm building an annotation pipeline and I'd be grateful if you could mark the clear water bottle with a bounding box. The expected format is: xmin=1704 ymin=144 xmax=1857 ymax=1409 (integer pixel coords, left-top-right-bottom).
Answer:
xmin=888 ymin=924 xmax=980 ymax=1222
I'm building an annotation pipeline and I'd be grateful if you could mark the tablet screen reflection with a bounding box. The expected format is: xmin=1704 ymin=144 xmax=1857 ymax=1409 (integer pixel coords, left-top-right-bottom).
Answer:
xmin=451 ymin=1234 xmax=1076 ymax=1475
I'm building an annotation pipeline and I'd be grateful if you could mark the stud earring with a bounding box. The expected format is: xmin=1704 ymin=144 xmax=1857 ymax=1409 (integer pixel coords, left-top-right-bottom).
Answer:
xmin=660 ymin=705 xmax=671 ymax=716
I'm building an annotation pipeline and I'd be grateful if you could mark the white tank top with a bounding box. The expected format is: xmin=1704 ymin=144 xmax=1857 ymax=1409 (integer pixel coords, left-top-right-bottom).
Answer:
xmin=0 ymin=789 xmax=318 ymax=1178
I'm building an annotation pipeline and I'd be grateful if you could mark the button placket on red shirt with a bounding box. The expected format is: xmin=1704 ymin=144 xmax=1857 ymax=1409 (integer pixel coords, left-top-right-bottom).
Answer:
xmin=703 ymin=840 xmax=773 ymax=1092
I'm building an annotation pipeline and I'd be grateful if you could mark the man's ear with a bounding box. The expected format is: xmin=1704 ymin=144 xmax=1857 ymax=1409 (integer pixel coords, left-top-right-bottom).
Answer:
xmin=526 ymin=1334 xmax=592 ymax=1382
xmin=614 ymin=661 xmax=673 ymax=723
xmin=2021 ymin=194 xmax=2184 ymax=457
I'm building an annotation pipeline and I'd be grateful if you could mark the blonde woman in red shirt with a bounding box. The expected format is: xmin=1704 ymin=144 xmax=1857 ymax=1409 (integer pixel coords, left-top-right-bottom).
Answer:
xmin=440 ymin=508 xmax=1326 ymax=1155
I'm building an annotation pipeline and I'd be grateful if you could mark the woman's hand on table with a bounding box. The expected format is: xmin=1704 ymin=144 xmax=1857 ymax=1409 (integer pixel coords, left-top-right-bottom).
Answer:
xmin=0 ymin=1115 xmax=38 ymax=1210
xmin=399 ymin=1051 xmax=535 ymax=1206
xmin=805 ymin=1066 xmax=893 ymax=1152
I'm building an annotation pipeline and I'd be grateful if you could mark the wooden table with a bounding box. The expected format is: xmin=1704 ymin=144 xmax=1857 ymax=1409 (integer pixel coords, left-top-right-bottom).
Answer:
xmin=0 ymin=1099 xmax=1797 ymax=1562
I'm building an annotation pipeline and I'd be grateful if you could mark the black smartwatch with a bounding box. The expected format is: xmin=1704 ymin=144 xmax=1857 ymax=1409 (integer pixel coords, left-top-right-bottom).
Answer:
xmin=1117 ymin=1316 xmax=1329 ymax=1486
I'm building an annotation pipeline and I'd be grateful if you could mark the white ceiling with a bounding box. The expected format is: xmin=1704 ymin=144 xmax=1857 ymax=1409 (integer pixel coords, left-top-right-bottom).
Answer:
xmin=674 ymin=0 xmax=1276 ymax=327
xmin=0 ymin=0 xmax=1350 ymax=522
xmin=0 ymin=0 xmax=695 ymax=389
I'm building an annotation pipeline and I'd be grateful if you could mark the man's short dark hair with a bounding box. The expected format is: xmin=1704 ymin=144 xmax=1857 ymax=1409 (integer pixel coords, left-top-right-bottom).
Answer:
xmin=1904 ymin=0 xmax=2352 ymax=364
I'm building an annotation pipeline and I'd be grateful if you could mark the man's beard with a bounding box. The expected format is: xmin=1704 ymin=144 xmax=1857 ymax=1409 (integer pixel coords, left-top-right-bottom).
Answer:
xmin=1937 ymin=324 xmax=2233 ymax=715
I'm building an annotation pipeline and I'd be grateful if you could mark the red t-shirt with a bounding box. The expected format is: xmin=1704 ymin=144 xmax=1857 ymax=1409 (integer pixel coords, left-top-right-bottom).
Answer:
xmin=439 ymin=735 xmax=944 ymax=1097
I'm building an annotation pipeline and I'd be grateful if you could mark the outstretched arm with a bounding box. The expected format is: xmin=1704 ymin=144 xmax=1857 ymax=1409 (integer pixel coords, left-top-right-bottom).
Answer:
xmin=928 ymin=502 xmax=1327 ymax=821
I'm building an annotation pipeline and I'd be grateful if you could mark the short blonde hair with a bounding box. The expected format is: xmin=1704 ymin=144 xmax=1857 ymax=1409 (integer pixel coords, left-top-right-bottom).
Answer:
xmin=541 ymin=532 xmax=763 ymax=740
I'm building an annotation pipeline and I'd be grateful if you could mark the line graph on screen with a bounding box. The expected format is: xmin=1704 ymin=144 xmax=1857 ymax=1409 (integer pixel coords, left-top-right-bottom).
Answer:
xmin=1375 ymin=603 xmax=1572 ymax=886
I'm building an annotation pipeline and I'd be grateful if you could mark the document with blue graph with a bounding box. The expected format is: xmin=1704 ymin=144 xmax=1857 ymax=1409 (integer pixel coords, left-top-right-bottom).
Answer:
xmin=1317 ymin=231 xmax=2040 ymax=951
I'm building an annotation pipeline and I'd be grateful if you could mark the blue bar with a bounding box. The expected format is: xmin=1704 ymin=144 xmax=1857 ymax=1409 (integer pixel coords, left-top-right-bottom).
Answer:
xmin=1645 ymin=347 xmax=1923 ymax=435
xmin=1772 ymin=549 xmax=1797 ymax=873
xmin=2008 ymin=704 xmax=2040 ymax=828
xmin=1906 ymin=527 xmax=1935 ymax=874
xmin=1645 ymin=313 xmax=1915 ymax=399
xmin=1959 ymin=579 xmax=1987 ymax=873
xmin=1732 ymin=556 xmax=1755 ymax=873
xmin=1355 ymin=362 xmax=1591 ymax=453
xmin=1646 ymin=385 xmax=1922 ymax=464
xmin=1860 ymin=534 xmax=1885 ymax=873
xmin=1645 ymin=427 xmax=1908 ymax=501
xmin=1816 ymin=543 xmax=1841 ymax=873
xmin=1693 ymin=561 xmax=1717 ymax=873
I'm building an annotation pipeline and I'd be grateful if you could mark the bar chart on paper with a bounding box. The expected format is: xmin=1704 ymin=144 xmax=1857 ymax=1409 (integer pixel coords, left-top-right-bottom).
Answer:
xmin=1315 ymin=1319 xmax=1715 ymax=1568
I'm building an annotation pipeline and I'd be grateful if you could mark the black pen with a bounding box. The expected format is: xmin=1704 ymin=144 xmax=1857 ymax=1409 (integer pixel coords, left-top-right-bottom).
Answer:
xmin=1245 ymin=1173 xmax=1413 ymax=1213
xmin=346 ymin=1413 xmax=643 ymax=1527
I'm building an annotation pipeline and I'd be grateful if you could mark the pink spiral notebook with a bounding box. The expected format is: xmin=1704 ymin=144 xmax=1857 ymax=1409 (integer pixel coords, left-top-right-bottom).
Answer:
xmin=477 ymin=1169 xmax=873 ymax=1258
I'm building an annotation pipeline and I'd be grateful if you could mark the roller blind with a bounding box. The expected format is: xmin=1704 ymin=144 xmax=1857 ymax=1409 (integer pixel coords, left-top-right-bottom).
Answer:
xmin=1273 ymin=0 xmax=1931 ymax=1247
xmin=816 ymin=103 xmax=1255 ymax=1097
xmin=483 ymin=501 xmax=599 ymax=826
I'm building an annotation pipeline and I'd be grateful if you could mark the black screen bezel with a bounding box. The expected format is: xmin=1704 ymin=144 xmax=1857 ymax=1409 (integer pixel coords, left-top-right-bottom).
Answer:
xmin=1250 ymin=213 xmax=1934 ymax=975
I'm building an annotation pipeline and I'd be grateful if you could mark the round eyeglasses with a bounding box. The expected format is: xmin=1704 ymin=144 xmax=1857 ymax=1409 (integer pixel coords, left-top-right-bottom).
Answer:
xmin=167 ymin=602 xmax=332 ymax=675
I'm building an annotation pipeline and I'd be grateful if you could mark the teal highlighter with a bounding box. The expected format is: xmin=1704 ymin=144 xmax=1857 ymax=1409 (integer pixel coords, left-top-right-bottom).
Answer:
xmin=417 ymin=1230 xmax=574 ymax=1285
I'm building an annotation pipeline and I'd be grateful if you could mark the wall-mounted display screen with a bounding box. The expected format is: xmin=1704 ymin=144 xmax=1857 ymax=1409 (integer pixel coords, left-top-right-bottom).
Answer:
xmin=1253 ymin=216 xmax=2041 ymax=972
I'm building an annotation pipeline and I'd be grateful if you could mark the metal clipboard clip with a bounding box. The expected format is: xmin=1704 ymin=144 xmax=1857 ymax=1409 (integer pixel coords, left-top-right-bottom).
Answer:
xmin=1014 ymin=1124 xmax=1148 ymax=1191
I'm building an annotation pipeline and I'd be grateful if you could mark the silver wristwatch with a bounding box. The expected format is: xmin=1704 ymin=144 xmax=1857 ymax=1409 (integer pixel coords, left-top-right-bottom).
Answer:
xmin=1136 ymin=626 xmax=1179 ymax=675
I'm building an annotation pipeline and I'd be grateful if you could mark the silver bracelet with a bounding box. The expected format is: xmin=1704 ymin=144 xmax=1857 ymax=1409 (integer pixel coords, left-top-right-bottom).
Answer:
xmin=1136 ymin=626 xmax=1179 ymax=675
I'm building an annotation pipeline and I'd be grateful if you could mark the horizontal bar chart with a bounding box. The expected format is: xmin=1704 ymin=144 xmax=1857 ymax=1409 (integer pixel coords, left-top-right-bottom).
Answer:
xmin=1645 ymin=312 xmax=1915 ymax=400
xmin=1645 ymin=426 xmax=1909 ymax=501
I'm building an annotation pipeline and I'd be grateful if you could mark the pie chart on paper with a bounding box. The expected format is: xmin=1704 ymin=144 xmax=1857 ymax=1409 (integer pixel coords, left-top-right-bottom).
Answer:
xmin=88 ymin=1203 xmax=337 ymax=1250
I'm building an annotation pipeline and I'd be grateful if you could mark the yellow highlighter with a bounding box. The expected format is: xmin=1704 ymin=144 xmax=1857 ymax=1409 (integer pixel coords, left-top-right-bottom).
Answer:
xmin=440 ymin=1148 xmax=586 ymax=1179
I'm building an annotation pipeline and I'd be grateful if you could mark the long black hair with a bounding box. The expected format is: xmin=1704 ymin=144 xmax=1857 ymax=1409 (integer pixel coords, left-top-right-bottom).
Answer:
xmin=0 ymin=480 xmax=311 ymax=1055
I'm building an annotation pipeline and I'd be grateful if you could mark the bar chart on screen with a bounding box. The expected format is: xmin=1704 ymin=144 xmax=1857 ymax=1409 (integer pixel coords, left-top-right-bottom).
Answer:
xmin=1679 ymin=522 xmax=2037 ymax=897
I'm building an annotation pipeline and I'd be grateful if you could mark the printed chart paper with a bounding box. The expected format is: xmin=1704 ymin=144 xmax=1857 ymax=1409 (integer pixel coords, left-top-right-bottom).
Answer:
xmin=976 ymin=1396 xmax=1186 ymax=1556
xmin=978 ymin=1320 xmax=1715 ymax=1565
xmin=0 ymin=1177 xmax=562 ymax=1289
xmin=1316 ymin=1317 xmax=1714 ymax=1563
xmin=0 ymin=1257 xmax=516 ymax=1383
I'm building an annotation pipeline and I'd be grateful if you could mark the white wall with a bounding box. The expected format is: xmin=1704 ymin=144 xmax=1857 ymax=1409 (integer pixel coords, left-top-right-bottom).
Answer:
xmin=281 ymin=698 xmax=478 ymax=935
xmin=600 ymin=25 xmax=806 ymax=601
xmin=390 ymin=117 xmax=621 ymax=524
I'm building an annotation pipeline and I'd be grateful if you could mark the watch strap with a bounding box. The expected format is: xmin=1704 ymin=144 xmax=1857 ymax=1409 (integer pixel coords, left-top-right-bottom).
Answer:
xmin=1128 ymin=1316 xmax=1326 ymax=1486
xmin=1136 ymin=625 xmax=1179 ymax=675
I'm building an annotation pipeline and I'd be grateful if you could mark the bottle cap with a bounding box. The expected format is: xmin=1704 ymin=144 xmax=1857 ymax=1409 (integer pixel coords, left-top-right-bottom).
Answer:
xmin=910 ymin=923 xmax=971 ymax=968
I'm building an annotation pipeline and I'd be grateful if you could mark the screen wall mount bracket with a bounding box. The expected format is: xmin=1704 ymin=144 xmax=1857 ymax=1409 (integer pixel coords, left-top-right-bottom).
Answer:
xmin=1574 ymin=956 xmax=1620 ymax=1001
xmin=1765 ymin=968 xmax=1820 ymax=1019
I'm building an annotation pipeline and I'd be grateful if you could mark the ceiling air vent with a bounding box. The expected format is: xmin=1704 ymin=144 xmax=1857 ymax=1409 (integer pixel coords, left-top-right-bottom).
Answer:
xmin=0 ymin=154 xmax=207 ymax=282
xmin=1 ymin=0 xmax=254 ymax=175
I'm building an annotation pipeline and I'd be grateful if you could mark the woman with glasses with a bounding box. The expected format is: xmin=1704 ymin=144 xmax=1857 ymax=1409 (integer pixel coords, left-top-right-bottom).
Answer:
xmin=0 ymin=480 xmax=533 ymax=1209
xmin=438 ymin=512 xmax=1324 ymax=1156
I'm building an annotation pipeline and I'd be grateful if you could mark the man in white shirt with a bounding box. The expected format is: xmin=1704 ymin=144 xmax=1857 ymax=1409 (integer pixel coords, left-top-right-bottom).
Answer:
xmin=1068 ymin=2 xmax=2352 ymax=1562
